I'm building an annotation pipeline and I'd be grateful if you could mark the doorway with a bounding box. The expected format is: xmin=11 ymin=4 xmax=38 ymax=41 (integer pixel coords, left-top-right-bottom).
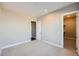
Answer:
xmin=31 ymin=21 xmax=36 ymax=41
xmin=63 ymin=13 xmax=76 ymax=50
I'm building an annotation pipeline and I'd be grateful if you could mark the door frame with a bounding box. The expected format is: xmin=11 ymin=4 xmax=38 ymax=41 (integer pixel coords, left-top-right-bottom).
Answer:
xmin=62 ymin=10 xmax=79 ymax=48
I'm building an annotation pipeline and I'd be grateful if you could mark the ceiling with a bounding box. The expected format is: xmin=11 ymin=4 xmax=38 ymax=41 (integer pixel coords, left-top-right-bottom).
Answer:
xmin=1 ymin=2 xmax=74 ymax=18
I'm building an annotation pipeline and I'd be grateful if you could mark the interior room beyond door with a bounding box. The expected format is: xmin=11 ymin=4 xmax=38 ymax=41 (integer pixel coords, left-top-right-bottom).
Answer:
xmin=64 ymin=13 xmax=76 ymax=50
xmin=31 ymin=21 xmax=36 ymax=41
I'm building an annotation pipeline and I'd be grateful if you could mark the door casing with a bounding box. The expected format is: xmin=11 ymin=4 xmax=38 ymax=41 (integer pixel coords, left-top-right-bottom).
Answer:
xmin=62 ymin=11 xmax=79 ymax=54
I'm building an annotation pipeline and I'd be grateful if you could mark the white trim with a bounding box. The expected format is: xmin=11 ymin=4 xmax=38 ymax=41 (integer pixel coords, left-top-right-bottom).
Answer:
xmin=76 ymin=11 xmax=79 ymax=55
xmin=63 ymin=11 xmax=79 ymax=16
xmin=0 ymin=49 xmax=2 ymax=55
xmin=1 ymin=40 xmax=31 ymax=50
xmin=61 ymin=14 xmax=64 ymax=48
xmin=61 ymin=10 xmax=79 ymax=48
xmin=42 ymin=40 xmax=63 ymax=48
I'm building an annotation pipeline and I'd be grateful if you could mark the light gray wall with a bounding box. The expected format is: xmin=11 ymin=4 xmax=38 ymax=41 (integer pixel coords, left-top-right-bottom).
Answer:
xmin=0 ymin=8 xmax=32 ymax=48
xmin=38 ymin=3 xmax=79 ymax=47
xmin=36 ymin=20 xmax=41 ymax=40
xmin=0 ymin=4 xmax=2 ymax=49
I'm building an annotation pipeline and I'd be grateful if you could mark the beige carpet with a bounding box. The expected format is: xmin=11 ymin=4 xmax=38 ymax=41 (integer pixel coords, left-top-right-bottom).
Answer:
xmin=1 ymin=40 xmax=76 ymax=56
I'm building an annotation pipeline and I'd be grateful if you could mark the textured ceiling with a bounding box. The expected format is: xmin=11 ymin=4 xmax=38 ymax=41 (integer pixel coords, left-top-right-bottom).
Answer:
xmin=1 ymin=2 xmax=74 ymax=18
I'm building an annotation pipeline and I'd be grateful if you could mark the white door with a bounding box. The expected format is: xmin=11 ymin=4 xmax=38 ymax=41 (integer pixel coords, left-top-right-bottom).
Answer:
xmin=36 ymin=20 xmax=41 ymax=40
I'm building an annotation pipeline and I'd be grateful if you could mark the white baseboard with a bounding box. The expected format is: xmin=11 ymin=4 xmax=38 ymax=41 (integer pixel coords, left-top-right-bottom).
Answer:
xmin=0 ymin=49 xmax=2 ymax=55
xmin=42 ymin=40 xmax=63 ymax=48
xmin=1 ymin=40 xmax=31 ymax=50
